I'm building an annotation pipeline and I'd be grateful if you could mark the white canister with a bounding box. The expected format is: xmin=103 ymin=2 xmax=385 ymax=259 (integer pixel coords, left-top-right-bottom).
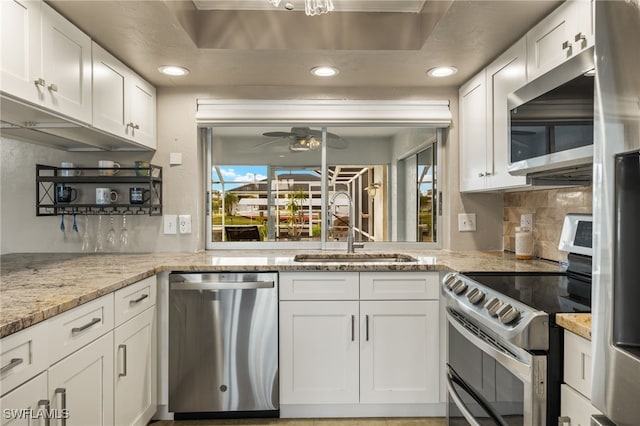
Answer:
xmin=515 ymin=227 xmax=534 ymax=260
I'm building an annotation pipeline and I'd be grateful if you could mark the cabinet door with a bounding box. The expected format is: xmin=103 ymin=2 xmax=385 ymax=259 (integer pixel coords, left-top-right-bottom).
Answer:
xmin=459 ymin=70 xmax=488 ymax=192
xmin=92 ymin=42 xmax=128 ymax=138
xmin=41 ymin=3 xmax=92 ymax=123
xmin=48 ymin=332 xmax=114 ymax=426
xmin=575 ymin=0 xmax=594 ymax=52
xmin=127 ymin=75 xmax=156 ymax=149
xmin=279 ymin=301 xmax=359 ymax=404
xmin=560 ymin=384 xmax=601 ymax=426
xmin=526 ymin=1 xmax=577 ymax=81
xmin=485 ymin=37 xmax=528 ymax=191
xmin=360 ymin=300 xmax=439 ymax=404
xmin=0 ymin=0 xmax=42 ymax=104
xmin=114 ymin=307 xmax=157 ymax=426
xmin=0 ymin=372 xmax=48 ymax=426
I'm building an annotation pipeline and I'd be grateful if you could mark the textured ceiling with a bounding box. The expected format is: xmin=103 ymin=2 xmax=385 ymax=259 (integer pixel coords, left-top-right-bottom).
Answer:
xmin=47 ymin=0 xmax=562 ymax=89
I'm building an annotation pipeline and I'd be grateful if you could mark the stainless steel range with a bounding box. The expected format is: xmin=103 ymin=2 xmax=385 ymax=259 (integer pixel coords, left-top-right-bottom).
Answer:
xmin=442 ymin=214 xmax=592 ymax=425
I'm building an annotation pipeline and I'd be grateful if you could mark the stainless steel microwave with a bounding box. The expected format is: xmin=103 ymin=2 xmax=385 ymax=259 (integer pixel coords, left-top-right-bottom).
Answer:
xmin=507 ymin=47 xmax=595 ymax=177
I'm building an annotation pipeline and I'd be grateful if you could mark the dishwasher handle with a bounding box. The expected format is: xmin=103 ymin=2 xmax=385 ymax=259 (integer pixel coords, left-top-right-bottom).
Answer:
xmin=171 ymin=280 xmax=275 ymax=291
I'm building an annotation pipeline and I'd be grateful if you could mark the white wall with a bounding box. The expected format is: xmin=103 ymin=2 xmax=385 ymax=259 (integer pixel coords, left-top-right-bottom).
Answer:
xmin=1 ymin=84 xmax=505 ymax=253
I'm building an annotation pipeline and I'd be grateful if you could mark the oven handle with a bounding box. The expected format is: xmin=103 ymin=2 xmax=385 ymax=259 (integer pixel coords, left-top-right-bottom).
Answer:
xmin=445 ymin=370 xmax=482 ymax=426
xmin=447 ymin=309 xmax=533 ymax=383
xmin=447 ymin=365 xmax=509 ymax=426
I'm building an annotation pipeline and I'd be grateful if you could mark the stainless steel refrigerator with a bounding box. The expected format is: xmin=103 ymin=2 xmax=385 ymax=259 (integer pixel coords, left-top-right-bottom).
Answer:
xmin=592 ymin=1 xmax=640 ymax=425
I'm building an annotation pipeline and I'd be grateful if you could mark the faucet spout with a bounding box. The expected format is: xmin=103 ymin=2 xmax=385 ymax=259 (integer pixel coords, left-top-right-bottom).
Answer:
xmin=329 ymin=191 xmax=362 ymax=253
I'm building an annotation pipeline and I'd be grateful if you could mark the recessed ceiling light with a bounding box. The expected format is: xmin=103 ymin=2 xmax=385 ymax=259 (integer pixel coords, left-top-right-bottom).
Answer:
xmin=310 ymin=66 xmax=339 ymax=77
xmin=426 ymin=66 xmax=458 ymax=78
xmin=158 ymin=65 xmax=190 ymax=76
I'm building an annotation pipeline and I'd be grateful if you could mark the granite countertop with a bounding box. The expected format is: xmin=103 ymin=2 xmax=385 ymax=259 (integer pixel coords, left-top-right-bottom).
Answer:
xmin=556 ymin=313 xmax=592 ymax=340
xmin=0 ymin=250 xmax=563 ymax=338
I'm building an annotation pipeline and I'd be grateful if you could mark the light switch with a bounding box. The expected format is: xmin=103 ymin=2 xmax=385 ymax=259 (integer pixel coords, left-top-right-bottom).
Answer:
xmin=164 ymin=215 xmax=177 ymax=234
xmin=179 ymin=214 xmax=192 ymax=234
xmin=169 ymin=152 xmax=182 ymax=165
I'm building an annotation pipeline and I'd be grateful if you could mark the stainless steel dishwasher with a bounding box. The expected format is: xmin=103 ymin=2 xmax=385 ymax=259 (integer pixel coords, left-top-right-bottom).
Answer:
xmin=168 ymin=272 xmax=278 ymax=418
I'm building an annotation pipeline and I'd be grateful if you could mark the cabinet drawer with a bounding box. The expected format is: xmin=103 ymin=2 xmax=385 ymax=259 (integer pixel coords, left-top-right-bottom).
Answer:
xmin=560 ymin=383 xmax=601 ymax=426
xmin=114 ymin=276 xmax=157 ymax=327
xmin=563 ymin=330 xmax=592 ymax=398
xmin=280 ymin=272 xmax=359 ymax=300
xmin=360 ymin=272 xmax=439 ymax=300
xmin=48 ymin=294 xmax=114 ymax=364
xmin=0 ymin=321 xmax=48 ymax=396
xmin=0 ymin=371 xmax=48 ymax=418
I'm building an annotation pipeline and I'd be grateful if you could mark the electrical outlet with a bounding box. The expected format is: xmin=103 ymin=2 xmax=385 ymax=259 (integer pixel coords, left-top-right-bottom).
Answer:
xmin=179 ymin=214 xmax=192 ymax=234
xmin=164 ymin=215 xmax=177 ymax=234
xmin=520 ymin=213 xmax=534 ymax=231
xmin=458 ymin=213 xmax=477 ymax=232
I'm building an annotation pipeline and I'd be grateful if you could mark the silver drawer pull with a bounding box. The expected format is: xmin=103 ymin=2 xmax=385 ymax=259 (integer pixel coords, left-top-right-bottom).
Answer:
xmin=55 ymin=388 xmax=67 ymax=426
xmin=71 ymin=317 xmax=101 ymax=334
xmin=37 ymin=400 xmax=51 ymax=426
xmin=562 ymin=40 xmax=572 ymax=50
xmin=131 ymin=123 xmax=140 ymax=130
xmin=129 ymin=294 xmax=149 ymax=305
xmin=118 ymin=344 xmax=127 ymax=377
xmin=0 ymin=357 xmax=24 ymax=374
xmin=34 ymin=78 xmax=45 ymax=87
xmin=365 ymin=315 xmax=370 ymax=341
xmin=351 ymin=315 xmax=355 ymax=341
xmin=47 ymin=83 xmax=58 ymax=92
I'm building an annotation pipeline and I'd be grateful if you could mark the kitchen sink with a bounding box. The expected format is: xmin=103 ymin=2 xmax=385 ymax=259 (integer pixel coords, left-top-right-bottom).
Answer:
xmin=293 ymin=253 xmax=418 ymax=263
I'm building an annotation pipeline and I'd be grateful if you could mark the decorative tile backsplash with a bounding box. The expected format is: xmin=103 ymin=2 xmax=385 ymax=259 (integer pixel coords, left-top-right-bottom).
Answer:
xmin=503 ymin=186 xmax=592 ymax=262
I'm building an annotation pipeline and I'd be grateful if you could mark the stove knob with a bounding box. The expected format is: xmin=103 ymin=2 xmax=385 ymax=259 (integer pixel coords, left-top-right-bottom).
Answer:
xmin=466 ymin=288 xmax=486 ymax=305
xmin=499 ymin=306 xmax=521 ymax=325
xmin=485 ymin=297 xmax=503 ymax=317
xmin=452 ymin=280 xmax=468 ymax=295
xmin=443 ymin=274 xmax=457 ymax=288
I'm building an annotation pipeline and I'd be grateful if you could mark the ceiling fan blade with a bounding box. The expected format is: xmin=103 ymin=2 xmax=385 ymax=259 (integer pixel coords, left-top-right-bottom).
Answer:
xmin=300 ymin=127 xmax=341 ymax=140
xmin=253 ymin=137 xmax=288 ymax=149
xmin=327 ymin=138 xmax=348 ymax=149
xmin=263 ymin=131 xmax=294 ymax=138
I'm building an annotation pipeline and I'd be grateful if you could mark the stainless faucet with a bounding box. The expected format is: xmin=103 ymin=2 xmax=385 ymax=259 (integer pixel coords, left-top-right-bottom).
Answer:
xmin=329 ymin=191 xmax=364 ymax=253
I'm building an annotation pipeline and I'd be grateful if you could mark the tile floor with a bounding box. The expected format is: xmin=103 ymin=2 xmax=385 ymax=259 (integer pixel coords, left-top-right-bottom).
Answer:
xmin=150 ymin=418 xmax=445 ymax=426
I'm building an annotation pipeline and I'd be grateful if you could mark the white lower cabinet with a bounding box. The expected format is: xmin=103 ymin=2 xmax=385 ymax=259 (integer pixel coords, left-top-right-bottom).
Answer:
xmin=279 ymin=271 xmax=441 ymax=416
xmin=48 ymin=332 xmax=114 ymax=426
xmin=0 ymin=372 xmax=48 ymax=426
xmin=279 ymin=301 xmax=359 ymax=404
xmin=114 ymin=307 xmax=157 ymax=426
xmin=360 ymin=300 xmax=439 ymax=404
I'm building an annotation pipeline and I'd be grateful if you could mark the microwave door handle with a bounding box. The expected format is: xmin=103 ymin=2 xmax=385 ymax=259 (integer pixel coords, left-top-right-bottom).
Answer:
xmin=447 ymin=366 xmax=510 ymax=426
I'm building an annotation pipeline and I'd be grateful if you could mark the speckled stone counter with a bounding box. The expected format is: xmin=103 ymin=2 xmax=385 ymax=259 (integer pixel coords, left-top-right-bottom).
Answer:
xmin=556 ymin=313 xmax=592 ymax=340
xmin=0 ymin=250 xmax=563 ymax=338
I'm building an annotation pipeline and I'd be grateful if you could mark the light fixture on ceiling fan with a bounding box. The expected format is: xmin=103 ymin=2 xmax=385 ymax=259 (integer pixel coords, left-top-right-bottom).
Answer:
xmin=268 ymin=0 xmax=334 ymax=16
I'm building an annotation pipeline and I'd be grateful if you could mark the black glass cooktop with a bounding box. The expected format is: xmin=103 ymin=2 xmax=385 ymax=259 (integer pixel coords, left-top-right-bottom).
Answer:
xmin=462 ymin=272 xmax=591 ymax=315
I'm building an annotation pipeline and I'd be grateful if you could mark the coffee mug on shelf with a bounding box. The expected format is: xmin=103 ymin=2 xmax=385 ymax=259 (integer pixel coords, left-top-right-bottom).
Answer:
xmin=98 ymin=160 xmax=121 ymax=176
xmin=134 ymin=160 xmax=150 ymax=176
xmin=60 ymin=162 xmax=81 ymax=177
xmin=129 ymin=187 xmax=150 ymax=204
xmin=55 ymin=185 xmax=78 ymax=203
xmin=96 ymin=188 xmax=118 ymax=204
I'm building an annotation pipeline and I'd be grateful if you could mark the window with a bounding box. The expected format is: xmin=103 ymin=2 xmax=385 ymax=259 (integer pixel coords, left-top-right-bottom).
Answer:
xmin=204 ymin=126 xmax=440 ymax=248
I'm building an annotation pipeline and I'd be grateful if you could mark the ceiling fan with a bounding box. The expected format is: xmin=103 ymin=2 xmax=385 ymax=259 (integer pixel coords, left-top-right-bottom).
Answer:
xmin=259 ymin=127 xmax=348 ymax=152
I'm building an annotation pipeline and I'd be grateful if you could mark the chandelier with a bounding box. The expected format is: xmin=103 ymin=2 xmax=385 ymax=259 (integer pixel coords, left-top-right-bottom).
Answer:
xmin=268 ymin=0 xmax=334 ymax=16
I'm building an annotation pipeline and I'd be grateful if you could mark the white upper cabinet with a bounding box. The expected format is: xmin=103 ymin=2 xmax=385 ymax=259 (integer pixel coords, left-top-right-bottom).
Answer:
xmin=0 ymin=0 xmax=42 ymax=104
xmin=93 ymin=43 xmax=157 ymax=150
xmin=485 ymin=38 xmax=528 ymax=190
xmin=527 ymin=0 xmax=594 ymax=81
xmin=40 ymin=3 xmax=92 ymax=123
xmin=460 ymin=38 xmax=529 ymax=193
xmin=459 ymin=70 xmax=488 ymax=192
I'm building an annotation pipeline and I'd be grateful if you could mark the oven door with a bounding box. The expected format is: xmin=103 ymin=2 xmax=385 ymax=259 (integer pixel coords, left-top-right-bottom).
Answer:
xmin=446 ymin=308 xmax=547 ymax=425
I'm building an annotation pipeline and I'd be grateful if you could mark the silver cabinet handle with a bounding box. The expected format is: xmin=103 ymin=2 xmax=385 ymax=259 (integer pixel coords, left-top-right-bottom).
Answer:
xmin=351 ymin=315 xmax=355 ymax=341
xmin=71 ymin=317 xmax=101 ymax=334
xmin=55 ymin=388 xmax=67 ymax=426
xmin=485 ymin=172 xmax=492 ymax=176
xmin=478 ymin=172 xmax=485 ymax=178
xmin=562 ymin=40 xmax=572 ymax=51
xmin=558 ymin=416 xmax=571 ymax=426
xmin=34 ymin=78 xmax=45 ymax=87
xmin=118 ymin=344 xmax=127 ymax=377
xmin=365 ymin=315 xmax=370 ymax=341
xmin=132 ymin=123 xmax=140 ymax=130
xmin=171 ymin=281 xmax=275 ymax=291
xmin=47 ymin=83 xmax=58 ymax=92
xmin=575 ymin=32 xmax=586 ymax=43
xmin=37 ymin=399 xmax=51 ymax=426
xmin=1 ymin=357 xmax=24 ymax=374
xmin=129 ymin=294 xmax=148 ymax=305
